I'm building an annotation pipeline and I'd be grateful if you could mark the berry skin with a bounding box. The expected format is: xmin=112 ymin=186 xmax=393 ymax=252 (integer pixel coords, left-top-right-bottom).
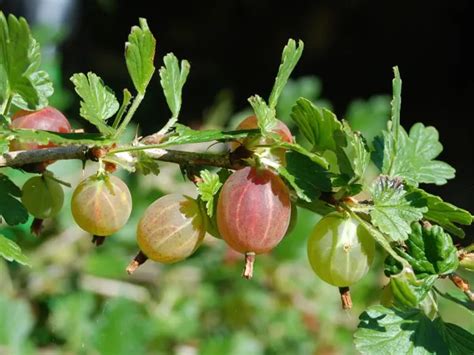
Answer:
xmin=136 ymin=194 xmax=206 ymax=263
xmin=71 ymin=174 xmax=132 ymax=236
xmin=10 ymin=106 xmax=72 ymax=151
xmin=217 ymin=166 xmax=291 ymax=254
xmin=307 ymin=212 xmax=375 ymax=287
xmin=229 ymin=115 xmax=293 ymax=151
xmin=21 ymin=174 xmax=64 ymax=219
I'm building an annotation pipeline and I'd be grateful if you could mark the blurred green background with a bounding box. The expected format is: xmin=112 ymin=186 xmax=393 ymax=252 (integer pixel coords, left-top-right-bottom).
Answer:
xmin=1 ymin=1 xmax=473 ymax=354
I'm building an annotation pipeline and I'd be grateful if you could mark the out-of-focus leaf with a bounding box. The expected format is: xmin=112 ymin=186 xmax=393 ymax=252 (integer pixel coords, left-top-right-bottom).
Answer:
xmin=0 ymin=173 xmax=28 ymax=225
xmin=345 ymin=95 xmax=390 ymax=146
xmin=355 ymin=305 xmax=448 ymax=354
xmin=93 ymin=298 xmax=153 ymax=355
xmin=0 ymin=295 xmax=34 ymax=354
xmin=49 ymin=293 xmax=96 ymax=351
xmin=276 ymin=76 xmax=323 ymax=120
xmin=0 ymin=234 xmax=29 ymax=265
xmin=83 ymin=249 xmax=131 ymax=279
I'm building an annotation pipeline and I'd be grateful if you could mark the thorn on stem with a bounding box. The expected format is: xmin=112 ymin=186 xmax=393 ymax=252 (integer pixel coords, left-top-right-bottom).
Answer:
xmin=242 ymin=252 xmax=256 ymax=279
xmin=92 ymin=235 xmax=106 ymax=246
xmin=126 ymin=251 xmax=148 ymax=275
xmin=339 ymin=287 xmax=352 ymax=310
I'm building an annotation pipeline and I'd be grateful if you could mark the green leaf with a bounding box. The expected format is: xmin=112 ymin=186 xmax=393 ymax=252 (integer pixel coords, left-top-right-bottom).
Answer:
xmin=278 ymin=141 xmax=328 ymax=169
xmin=6 ymin=129 xmax=115 ymax=146
xmin=434 ymin=288 xmax=474 ymax=313
xmin=408 ymin=187 xmax=472 ymax=238
xmin=370 ymin=176 xmax=427 ymax=241
xmin=0 ymin=294 xmax=34 ymax=353
xmin=196 ymin=170 xmax=222 ymax=217
xmin=0 ymin=129 xmax=8 ymax=154
xmin=434 ymin=318 xmax=474 ymax=355
xmin=290 ymin=98 xmax=342 ymax=152
xmin=277 ymin=151 xmax=332 ymax=202
xmin=349 ymin=210 xmax=411 ymax=268
xmin=11 ymin=70 xmax=53 ymax=110
xmin=248 ymin=95 xmax=277 ymax=136
xmin=334 ymin=121 xmax=370 ymax=182
xmin=70 ymin=72 xmax=118 ymax=135
xmin=390 ymin=66 xmax=402 ymax=142
xmin=376 ymin=67 xmax=455 ymax=186
xmin=159 ymin=53 xmax=190 ymax=120
xmin=125 ymin=18 xmax=156 ymax=94
xmin=0 ymin=173 xmax=28 ymax=225
xmin=355 ymin=306 xmax=449 ymax=354
xmin=384 ymin=222 xmax=459 ymax=278
xmin=0 ymin=234 xmax=29 ymax=265
xmin=112 ymin=89 xmax=133 ymax=129
xmin=0 ymin=12 xmax=53 ymax=110
xmin=134 ymin=150 xmax=160 ymax=175
xmin=388 ymin=270 xmax=438 ymax=309
xmin=379 ymin=123 xmax=455 ymax=186
xmin=268 ymin=39 xmax=304 ymax=109
xmin=158 ymin=124 xmax=259 ymax=148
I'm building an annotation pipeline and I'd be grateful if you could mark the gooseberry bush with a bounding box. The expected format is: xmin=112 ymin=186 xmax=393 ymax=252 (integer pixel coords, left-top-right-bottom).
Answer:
xmin=0 ymin=11 xmax=473 ymax=354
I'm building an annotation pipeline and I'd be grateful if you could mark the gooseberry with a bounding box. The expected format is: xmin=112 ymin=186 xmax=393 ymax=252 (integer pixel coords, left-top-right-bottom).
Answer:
xmin=229 ymin=115 xmax=293 ymax=151
xmin=229 ymin=115 xmax=293 ymax=166
xmin=127 ymin=194 xmax=206 ymax=273
xmin=217 ymin=166 xmax=291 ymax=278
xmin=21 ymin=172 xmax=65 ymax=235
xmin=71 ymin=174 xmax=132 ymax=244
xmin=22 ymin=173 xmax=64 ymax=219
xmin=10 ymin=106 xmax=72 ymax=151
xmin=307 ymin=212 xmax=375 ymax=287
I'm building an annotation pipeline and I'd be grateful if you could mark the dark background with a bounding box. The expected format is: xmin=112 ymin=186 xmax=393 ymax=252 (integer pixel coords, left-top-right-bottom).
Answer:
xmin=2 ymin=0 xmax=473 ymax=213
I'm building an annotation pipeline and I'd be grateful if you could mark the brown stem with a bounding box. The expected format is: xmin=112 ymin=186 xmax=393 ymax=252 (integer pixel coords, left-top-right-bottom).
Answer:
xmin=339 ymin=287 xmax=352 ymax=310
xmin=449 ymin=273 xmax=474 ymax=301
xmin=126 ymin=251 xmax=148 ymax=274
xmin=242 ymin=252 xmax=256 ymax=279
xmin=92 ymin=235 xmax=106 ymax=246
xmin=30 ymin=218 xmax=44 ymax=236
xmin=1 ymin=144 xmax=243 ymax=170
xmin=0 ymin=145 xmax=90 ymax=167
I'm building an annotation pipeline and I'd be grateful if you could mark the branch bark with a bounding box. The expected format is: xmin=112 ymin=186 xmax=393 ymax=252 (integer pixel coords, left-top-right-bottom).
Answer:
xmin=0 ymin=144 xmax=242 ymax=170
